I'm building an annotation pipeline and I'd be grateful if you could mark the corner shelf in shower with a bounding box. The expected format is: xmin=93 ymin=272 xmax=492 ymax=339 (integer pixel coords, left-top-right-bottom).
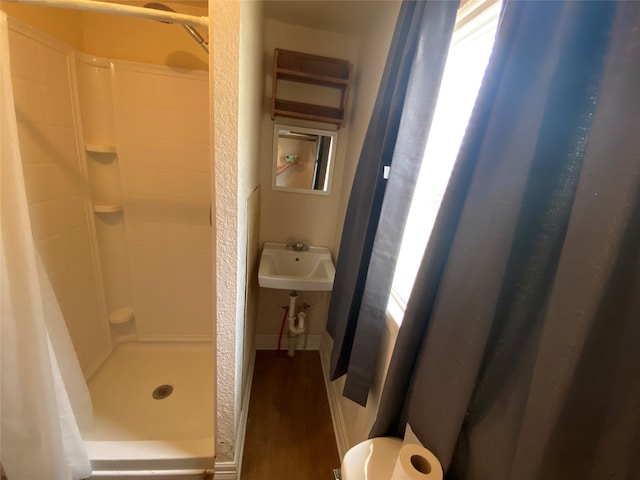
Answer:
xmin=93 ymin=204 xmax=123 ymax=213
xmin=85 ymin=143 xmax=117 ymax=154
xmin=109 ymin=307 xmax=134 ymax=325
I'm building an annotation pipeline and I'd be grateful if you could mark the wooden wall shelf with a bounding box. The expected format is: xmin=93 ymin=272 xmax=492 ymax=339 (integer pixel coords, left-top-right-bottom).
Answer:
xmin=271 ymin=49 xmax=352 ymax=128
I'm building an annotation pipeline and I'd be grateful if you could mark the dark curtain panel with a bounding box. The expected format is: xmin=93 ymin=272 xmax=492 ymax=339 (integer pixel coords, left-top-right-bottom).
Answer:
xmin=313 ymin=136 xmax=330 ymax=190
xmin=372 ymin=1 xmax=640 ymax=479
xmin=326 ymin=0 xmax=459 ymax=406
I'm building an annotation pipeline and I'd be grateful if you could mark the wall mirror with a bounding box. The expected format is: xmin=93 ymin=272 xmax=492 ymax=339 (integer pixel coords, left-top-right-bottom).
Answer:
xmin=272 ymin=124 xmax=338 ymax=195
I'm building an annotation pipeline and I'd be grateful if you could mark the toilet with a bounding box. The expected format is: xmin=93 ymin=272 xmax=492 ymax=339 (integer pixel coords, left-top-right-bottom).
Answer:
xmin=340 ymin=437 xmax=404 ymax=479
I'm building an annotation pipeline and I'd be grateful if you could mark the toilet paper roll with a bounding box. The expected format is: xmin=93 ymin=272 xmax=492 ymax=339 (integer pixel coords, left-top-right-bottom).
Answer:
xmin=390 ymin=444 xmax=443 ymax=480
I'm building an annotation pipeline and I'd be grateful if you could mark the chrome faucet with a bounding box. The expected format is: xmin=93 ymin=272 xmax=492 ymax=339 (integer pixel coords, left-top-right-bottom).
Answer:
xmin=287 ymin=241 xmax=308 ymax=251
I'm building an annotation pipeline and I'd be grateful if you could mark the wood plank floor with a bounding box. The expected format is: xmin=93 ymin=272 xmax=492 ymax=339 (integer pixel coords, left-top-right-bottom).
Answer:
xmin=241 ymin=350 xmax=340 ymax=480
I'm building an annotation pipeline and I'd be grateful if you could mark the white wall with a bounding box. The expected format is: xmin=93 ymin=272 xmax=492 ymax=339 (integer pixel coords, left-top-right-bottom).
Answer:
xmin=256 ymin=20 xmax=359 ymax=349
xmin=259 ymin=20 xmax=359 ymax=248
xmin=212 ymin=0 xmax=240 ymax=463
xmin=238 ymin=0 xmax=264 ymax=456
xmin=253 ymin=2 xmax=401 ymax=453
xmin=212 ymin=0 xmax=264 ymax=467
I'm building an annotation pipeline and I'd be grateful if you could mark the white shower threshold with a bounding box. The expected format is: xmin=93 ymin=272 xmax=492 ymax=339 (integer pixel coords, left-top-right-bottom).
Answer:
xmin=83 ymin=341 xmax=215 ymax=476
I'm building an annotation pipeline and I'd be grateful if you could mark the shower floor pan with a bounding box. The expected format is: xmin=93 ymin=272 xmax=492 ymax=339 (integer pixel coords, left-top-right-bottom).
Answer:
xmin=83 ymin=341 xmax=215 ymax=474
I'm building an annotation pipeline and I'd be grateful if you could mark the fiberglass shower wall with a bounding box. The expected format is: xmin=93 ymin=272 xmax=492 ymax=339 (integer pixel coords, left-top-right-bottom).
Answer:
xmin=7 ymin=19 xmax=110 ymax=376
xmin=76 ymin=55 xmax=212 ymax=342
xmin=112 ymin=62 xmax=212 ymax=340
xmin=7 ymin=17 xmax=212 ymax=378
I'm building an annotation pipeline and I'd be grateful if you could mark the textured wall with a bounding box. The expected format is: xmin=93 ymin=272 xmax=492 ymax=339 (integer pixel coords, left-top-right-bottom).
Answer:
xmin=212 ymin=0 xmax=264 ymax=465
xmin=212 ymin=0 xmax=241 ymax=463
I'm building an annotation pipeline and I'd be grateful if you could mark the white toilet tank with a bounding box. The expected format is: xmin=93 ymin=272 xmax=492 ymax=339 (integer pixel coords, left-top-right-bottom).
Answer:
xmin=341 ymin=437 xmax=404 ymax=479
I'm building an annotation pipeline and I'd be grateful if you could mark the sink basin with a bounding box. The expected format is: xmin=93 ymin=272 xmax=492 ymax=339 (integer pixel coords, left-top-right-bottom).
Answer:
xmin=258 ymin=242 xmax=335 ymax=291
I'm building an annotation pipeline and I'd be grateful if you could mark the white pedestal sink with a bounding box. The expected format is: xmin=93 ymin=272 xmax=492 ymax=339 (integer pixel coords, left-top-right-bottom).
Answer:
xmin=258 ymin=242 xmax=335 ymax=291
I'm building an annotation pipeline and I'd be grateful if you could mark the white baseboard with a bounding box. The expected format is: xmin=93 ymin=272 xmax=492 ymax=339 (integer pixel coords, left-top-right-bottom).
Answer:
xmin=255 ymin=334 xmax=321 ymax=351
xmin=90 ymin=469 xmax=211 ymax=479
xmin=135 ymin=336 xmax=214 ymax=343
xmin=319 ymin=337 xmax=349 ymax=459
xmin=213 ymin=461 xmax=236 ymax=480
xmin=230 ymin=347 xmax=255 ymax=480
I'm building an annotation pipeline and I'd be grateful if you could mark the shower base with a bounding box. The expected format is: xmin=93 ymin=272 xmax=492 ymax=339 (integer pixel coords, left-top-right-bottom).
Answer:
xmin=83 ymin=341 xmax=215 ymax=476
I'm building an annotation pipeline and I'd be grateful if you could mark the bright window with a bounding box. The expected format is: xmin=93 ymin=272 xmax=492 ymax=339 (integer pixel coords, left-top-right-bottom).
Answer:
xmin=388 ymin=1 xmax=501 ymax=322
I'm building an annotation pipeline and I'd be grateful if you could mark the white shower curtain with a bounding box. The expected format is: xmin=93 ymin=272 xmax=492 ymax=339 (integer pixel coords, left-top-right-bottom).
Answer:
xmin=1 ymin=12 xmax=93 ymax=480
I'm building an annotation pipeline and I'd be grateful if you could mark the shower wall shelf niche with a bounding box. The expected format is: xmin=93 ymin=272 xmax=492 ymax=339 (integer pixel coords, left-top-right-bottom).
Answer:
xmin=271 ymin=49 xmax=352 ymax=128
xmin=86 ymin=143 xmax=117 ymax=154
xmin=76 ymin=52 xmax=135 ymax=344
xmin=109 ymin=307 xmax=135 ymax=325
xmin=93 ymin=204 xmax=124 ymax=214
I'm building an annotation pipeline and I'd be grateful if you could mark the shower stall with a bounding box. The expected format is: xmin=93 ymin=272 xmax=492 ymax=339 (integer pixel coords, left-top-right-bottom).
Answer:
xmin=3 ymin=3 xmax=214 ymax=477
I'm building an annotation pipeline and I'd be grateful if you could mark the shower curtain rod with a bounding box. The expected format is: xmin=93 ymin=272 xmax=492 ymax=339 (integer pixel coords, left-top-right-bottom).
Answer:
xmin=4 ymin=0 xmax=208 ymax=28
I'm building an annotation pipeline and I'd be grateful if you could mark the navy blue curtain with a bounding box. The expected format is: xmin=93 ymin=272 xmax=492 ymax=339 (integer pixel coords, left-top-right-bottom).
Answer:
xmin=326 ymin=0 xmax=459 ymax=407
xmin=372 ymin=1 xmax=640 ymax=479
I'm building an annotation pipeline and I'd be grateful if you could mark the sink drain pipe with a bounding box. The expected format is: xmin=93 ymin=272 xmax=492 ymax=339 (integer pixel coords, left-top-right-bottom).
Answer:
xmin=287 ymin=292 xmax=305 ymax=357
